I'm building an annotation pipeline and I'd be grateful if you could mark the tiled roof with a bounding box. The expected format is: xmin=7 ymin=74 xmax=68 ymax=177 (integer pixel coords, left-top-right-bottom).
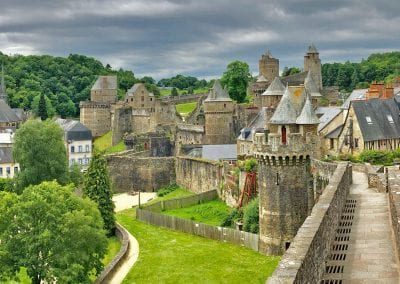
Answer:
xmin=270 ymin=86 xmax=298 ymax=124
xmin=205 ymin=80 xmax=232 ymax=102
xmin=202 ymin=144 xmax=237 ymax=161
xmin=325 ymin=124 xmax=344 ymax=139
xmin=342 ymin=89 xmax=368 ymax=109
xmin=0 ymin=99 xmax=21 ymax=122
xmin=55 ymin=118 xmax=92 ymax=141
xmin=91 ymin=76 xmax=117 ymax=90
xmin=296 ymin=94 xmax=320 ymax=125
xmin=318 ymin=107 xmax=342 ymax=131
xmin=261 ymin=77 xmax=285 ymax=96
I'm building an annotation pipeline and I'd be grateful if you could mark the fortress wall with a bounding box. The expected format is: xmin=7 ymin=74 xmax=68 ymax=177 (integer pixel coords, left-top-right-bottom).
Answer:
xmin=387 ymin=167 xmax=400 ymax=263
xmin=106 ymin=155 xmax=175 ymax=193
xmin=268 ymin=162 xmax=352 ymax=283
xmin=175 ymin=156 xmax=223 ymax=195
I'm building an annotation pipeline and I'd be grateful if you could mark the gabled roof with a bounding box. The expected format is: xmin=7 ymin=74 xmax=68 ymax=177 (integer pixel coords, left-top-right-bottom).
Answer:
xmin=342 ymin=89 xmax=368 ymax=109
xmin=127 ymin=83 xmax=143 ymax=94
xmin=91 ymin=76 xmax=117 ymax=90
xmin=202 ymin=144 xmax=237 ymax=161
xmin=304 ymin=71 xmax=322 ymax=97
xmin=55 ymin=118 xmax=92 ymax=141
xmin=205 ymin=80 xmax=232 ymax=102
xmin=0 ymin=99 xmax=21 ymax=122
xmin=270 ymin=86 xmax=298 ymax=124
xmin=318 ymin=107 xmax=342 ymax=131
xmin=261 ymin=77 xmax=285 ymax=96
xmin=352 ymin=98 xmax=400 ymax=142
xmin=325 ymin=124 xmax=344 ymax=139
xmin=256 ymin=75 xmax=268 ymax=82
xmin=296 ymin=93 xmax=320 ymax=125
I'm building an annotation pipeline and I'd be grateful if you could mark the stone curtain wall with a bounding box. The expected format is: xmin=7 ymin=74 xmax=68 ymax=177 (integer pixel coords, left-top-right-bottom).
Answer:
xmin=386 ymin=166 xmax=400 ymax=263
xmin=267 ymin=162 xmax=352 ymax=283
xmin=136 ymin=190 xmax=258 ymax=251
xmin=106 ymin=155 xmax=175 ymax=193
xmin=175 ymin=156 xmax=223 ymax=195
xmin=95 ymin=224 xmax=130 ymax=284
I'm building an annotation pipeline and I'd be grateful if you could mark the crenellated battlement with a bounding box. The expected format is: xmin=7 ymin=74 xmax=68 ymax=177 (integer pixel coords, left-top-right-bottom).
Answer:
xmin=255 ymin=153 xmax=310 ymax=166
xmin=79 ymin=101 xmax=111 ymax=109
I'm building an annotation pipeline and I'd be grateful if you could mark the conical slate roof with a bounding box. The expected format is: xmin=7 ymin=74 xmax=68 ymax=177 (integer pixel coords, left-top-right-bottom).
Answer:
xmin=205 ymin=80 xmax=232 ymax=102
xmin=307 ymin=44 xmax=318 ymax=54
xmin=270 ymin=85 xmax=297 ymax=124
xmin=296 ymin=91 xmax=320 ymax=125
xmin=305 ymin=71 xmax=322 ymax=97
xmin=262 ymin=77 xmax=285 ymax=96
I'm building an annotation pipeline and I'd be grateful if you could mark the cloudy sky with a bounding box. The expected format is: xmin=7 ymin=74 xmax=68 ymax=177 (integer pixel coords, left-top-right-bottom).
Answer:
xmin=0 ymin=0 xmax=399 ymax=80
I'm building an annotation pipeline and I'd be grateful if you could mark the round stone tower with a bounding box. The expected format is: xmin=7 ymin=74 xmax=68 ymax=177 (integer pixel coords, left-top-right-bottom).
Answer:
xmin=254 ymin=87 xmax=320 ymax=255
xmin=304 ymin=44 xmax=322 ymax=90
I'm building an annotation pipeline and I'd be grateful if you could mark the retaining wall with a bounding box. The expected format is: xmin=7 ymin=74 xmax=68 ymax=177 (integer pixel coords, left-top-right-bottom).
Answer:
xmin=95 ymin=224 xmax=130 ymax=284
xmin=386 ymin=166 xmax=400 ymax=263
xmin=267 ymin=162 xmax=352 ymax=283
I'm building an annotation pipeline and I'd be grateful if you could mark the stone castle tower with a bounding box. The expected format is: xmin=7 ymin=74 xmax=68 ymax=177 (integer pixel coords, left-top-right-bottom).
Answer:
xmin=203 ymin=80 xmax=236 ymax=144
xmin=80 ymin=76 xmax=117 ymax=137
xmin=304 ymin=44 xmax=322 ymax=90
xmin=259 ymin=50 xmax=279 ymax=83
xmin=254 ymin=86 xmax=320 ymax=255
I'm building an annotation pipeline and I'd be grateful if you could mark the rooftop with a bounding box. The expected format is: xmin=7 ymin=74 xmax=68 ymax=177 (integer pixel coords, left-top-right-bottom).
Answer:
xmin=91 ymin=75 xmax=117 ymax=91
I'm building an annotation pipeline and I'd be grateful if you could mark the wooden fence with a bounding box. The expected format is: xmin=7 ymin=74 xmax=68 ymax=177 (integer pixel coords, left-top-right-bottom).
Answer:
xmin=136 ymin=190 xmax=259 ymax=251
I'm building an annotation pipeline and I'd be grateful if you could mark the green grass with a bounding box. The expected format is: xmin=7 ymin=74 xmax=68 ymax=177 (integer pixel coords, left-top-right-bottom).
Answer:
xmin=94 ymin=131 xmax=126 ymax=154
xmin=102 ymin=236 xmax=121 ymax=266
xmin=162 ymin=199 xmax=232 ymax=226
xmin=117 ymin=208 xmax=280 ymax=283
xmin=145 ymin=187 xmax=194 ymax=206
xmin=159 ymin=87 xmax=209 ymax=96
xmin=175 ymin=102 xmax=197 ymax=117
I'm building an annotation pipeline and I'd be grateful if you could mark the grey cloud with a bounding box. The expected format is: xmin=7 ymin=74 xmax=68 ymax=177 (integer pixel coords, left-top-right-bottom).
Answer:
xmin=0 ymin=0 xmax=399 ymax=79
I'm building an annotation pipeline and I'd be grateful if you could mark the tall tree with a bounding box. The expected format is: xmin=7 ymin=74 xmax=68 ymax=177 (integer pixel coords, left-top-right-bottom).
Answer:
xmin=37 ymin=93 xmax=48 ymax=120
xmin=13 ymin=119 xmax=68 ymax=191
xmin=171 ymin=87 xmax=178 ymax=97
xmin=221 ymin=60 xmax=251 ymax=103
xmin=83 ymin=151 xmax=115 ymax=235
xmin=0 ymin=181 xmax=107 ymax=284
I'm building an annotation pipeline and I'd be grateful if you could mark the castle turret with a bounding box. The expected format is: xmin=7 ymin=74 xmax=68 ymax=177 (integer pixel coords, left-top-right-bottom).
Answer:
xmin=260 ymin=76 xmax=285 ymax=108
xmin=304 ymin=44 xmax=322 ymax=90
xmin=203 ymin=80 xmax=235 ymax=144
xmin=259 ymin=50 xmax=279 ymax=83
xmin=254 ymin=86 xmax=319 ymax=255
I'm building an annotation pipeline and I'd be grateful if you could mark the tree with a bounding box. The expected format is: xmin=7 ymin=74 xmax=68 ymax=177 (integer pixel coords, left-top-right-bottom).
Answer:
xmin=0 ymin=181 xmax=107 ymax=284
xmin=171 ymin=87 xmax=178 ymax=96
xmin=13 ymin=119 xmax=68 ymax=191
xmin=38 ymin=93 xmax=48 ymax=120
xmin=221 ymin=60 xmax=251 ymax=103
xmin=282 ymin=66 xmax=301 ymax=77
xmin=83 ymin=151 xmax=116 ymax=235
xmin=31 ymin=94 xmax=56 ymax=118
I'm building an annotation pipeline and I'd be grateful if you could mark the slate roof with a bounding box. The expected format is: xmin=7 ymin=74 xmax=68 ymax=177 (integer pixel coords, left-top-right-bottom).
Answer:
xmin=256 ymin=75 xmax=268 ymax=82
xmin=0 ymin=147 xmax=14 ymax=163
xmin=352 ymin=98 xmax=400 ymax=142
xmin=342 ymin=89 xmax=368 ymax=109
xmin=325 ymin=124 xmax=344 ymax=139
xmin=91 ymin=76 xmax=117 ymax=90
xmin=205 ymin=80 xmax=232 ymax=102
xmin=238 ymin=107 xmax=270 ymax=142
xmin=202 ymin=144 xmax=237 ymax=161
xmin=261 ymin=77 xmax=285 ymax=96
xmin=307 ymin=44 xmax=319 ymax=53
xmin=304 ymin=71 xmax=322 ymax=97
xmin=127 ymin=83 xmax=143 ymax=94
xmin=270 ymin=86 xmax=298 ymax=124
xmin=318 ymin=107 xmax=342 ymax=131
xmin=281 ymin=71 xmax=308 ymax=86
xmin=0 ymin=99 xmax=21 ymax=122
xmin=296 ymin=94 xmax=320 ymax=124
xmin=55 ymin=118 xmax=92 ymax=141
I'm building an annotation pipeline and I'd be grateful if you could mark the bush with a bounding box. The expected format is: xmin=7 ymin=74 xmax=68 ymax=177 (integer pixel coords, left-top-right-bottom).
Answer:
xmin=0 ymin=178 xmax=15 ymax=192
xmin=244 ymin=158 xmax=257 ymax=172
xmin=243 ymin=197 xmax=259 ymax=233
xmin=359 ymin=150 xmax=393 ymax=165
xmin=220 ymin=208 xmax=243 ymax=227
xmin=157 ymin=183 xmax=179 ymax=197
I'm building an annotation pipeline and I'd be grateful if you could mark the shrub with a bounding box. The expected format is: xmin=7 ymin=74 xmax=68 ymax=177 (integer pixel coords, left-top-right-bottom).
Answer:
xmin=244 ymin=158 xmax=257 ymax=172
xmin=359 ymin=149 xmax=393 ymax=165
xmin=243 ymin=197 xmax=259 ymax=233
xmin=220 ymin=208 xmax=243 ymax=227
xmin=157 ymin=183 xmax=179 ymax=197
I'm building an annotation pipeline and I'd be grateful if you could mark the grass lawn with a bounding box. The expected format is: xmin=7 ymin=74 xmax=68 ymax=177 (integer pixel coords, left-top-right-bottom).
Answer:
xmin=144 ymin=187 xmax=194 ymax=206
xmin=102 ymin=236 xmax=121 ymax=266
xmin=159 ymin=87 xmax=209 ymax=96
xmin=162 ymin=199 xmax=232 ymax=226
xmin=117 ymin=208 xmax=280 ymax=283
xmin=94 ymin=131 xmax=126 ymax=154
xmin=175 ymin=102 xmax=197 ymax=117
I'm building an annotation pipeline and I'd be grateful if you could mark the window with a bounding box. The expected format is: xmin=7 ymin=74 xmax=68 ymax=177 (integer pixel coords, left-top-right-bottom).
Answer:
xmin=78 ymin=158 xmax=82 ymax=165
xmin=141 ymin=96 xmax=144 ymax=101
xmin=141 ymin=104 xmax=144 ymax=107
xmin=85 ymin=145 xmax=90 ymax=152
xmin=86 ymin=158 xmax=90 ymax=165
xmin=14 ymin=167 xmax=18 ymax=174
xmin=366 ymin=116 xmax=372 ymax=124
xmin=71 ymin=146 xmax=75 ymax=153
xmin=354 ymin=138 xmax=359 ymax=148
xmin=330 ymin=138 xmax=334 ymax=149
xmin=131 ymin=98 xmax=133 ymax=102
xmin=78 ymin=146 xmax=82 ymax=153
xmin=387 ymin=115 xmax=394 ymax=124
xmin=70 ymin=159 xmax=75 ymax=165
xmin=0 ymin=167 xmax=3 ymax=175
xmin=150 ymin=98 xmax=153 ymax=101
xmin=6 ymin=167 xmax=10 ymax=176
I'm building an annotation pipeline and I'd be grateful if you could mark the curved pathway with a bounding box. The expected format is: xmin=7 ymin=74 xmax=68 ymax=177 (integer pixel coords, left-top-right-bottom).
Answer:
xmin=107 ymin=192 xmax=157 ymax=284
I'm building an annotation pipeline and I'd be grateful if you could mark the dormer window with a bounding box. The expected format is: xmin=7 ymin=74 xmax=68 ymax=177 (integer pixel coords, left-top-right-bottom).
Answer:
xmin=387 ymin=115 xmax=394 ymax=124
xmin=365 ymin=116 xmax=372 ymax=124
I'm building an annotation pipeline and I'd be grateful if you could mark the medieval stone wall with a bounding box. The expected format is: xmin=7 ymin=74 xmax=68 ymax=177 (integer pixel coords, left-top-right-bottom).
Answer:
xmin=267 ymin=162 xmax=352 ymax=283
xmin=106 ymin=155 xmax=175 ymax=193
xmin=91 ymin=89 xmax=117 ymax=103
xmin=111 ymin=106 xmax=132 ymax=145
xmin=80 ymin=102 xmax=111 ymax=137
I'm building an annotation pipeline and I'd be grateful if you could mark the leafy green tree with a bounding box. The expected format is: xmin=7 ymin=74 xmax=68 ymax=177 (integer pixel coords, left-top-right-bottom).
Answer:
xmin=31 ymin=94 xmax=56 ymax=118
xmin=13 ymin=119 xmax=68 ymax=191
xmin=83 ymin=151 xmax=116 ymax=235
xmin=282 ymin=66 xmax=301 ymax=77
xmin=243 ymin=197 xmax=259 ymax=233
xmin=37 ymin=93 xmax=48 ymax=120
xmin=171 ymin=87 xmax=179 ymax=97
xmin=0 ymin=181 xmax=107 ymax=284
xmin=221 ymin=60 xmax=251 ymax=103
